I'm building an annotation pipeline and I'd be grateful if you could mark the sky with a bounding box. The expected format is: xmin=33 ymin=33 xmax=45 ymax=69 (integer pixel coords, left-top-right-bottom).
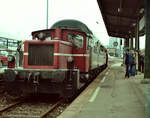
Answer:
xmin=139 ymin=36 xmax=145 ymax=49
xmin=0 ymin=0 xmax=109 ymax=45
xmin=0 ymin=0 xmax=145 ymax=49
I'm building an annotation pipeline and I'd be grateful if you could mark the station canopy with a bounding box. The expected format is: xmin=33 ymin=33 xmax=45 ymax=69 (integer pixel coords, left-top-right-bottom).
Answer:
xmin=97 ymin=0 xmax=144 ymax=38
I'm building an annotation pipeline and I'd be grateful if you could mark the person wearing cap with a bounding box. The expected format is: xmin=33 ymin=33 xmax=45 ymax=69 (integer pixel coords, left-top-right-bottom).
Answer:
xmin=125 ymin=49 xmax=132 ymax=78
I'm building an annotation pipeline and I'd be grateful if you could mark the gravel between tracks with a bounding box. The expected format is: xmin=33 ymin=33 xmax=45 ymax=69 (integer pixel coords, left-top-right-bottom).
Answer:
xmin=2 ymin=102 xmax=53 ymax=118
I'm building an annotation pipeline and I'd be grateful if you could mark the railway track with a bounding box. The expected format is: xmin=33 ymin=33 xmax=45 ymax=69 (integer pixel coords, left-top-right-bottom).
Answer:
xmin=0 ymin=98 xmax=63 ymax=118
xmin=0 ymin=80 xmax=5 ymax=94
xmin=0 ymin=80 xmax=4 ymax=86
xmin=0 ymin=101 xmax=22 ymax=113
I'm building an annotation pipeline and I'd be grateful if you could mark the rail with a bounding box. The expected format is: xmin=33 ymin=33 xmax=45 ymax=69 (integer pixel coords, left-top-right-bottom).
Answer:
xmin=0 ymin=98 xmax=63 ymax=118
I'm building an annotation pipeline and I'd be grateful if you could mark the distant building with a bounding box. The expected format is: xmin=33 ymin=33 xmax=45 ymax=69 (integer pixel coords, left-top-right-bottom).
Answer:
xmin=107 ymin=37 xmax=124 ymax=57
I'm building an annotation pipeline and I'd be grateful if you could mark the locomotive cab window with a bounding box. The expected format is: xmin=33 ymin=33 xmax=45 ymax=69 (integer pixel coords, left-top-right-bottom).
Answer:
xmin=45 ymin=33 xmax=52 ymax=40
xmin=67 ymin=34 xmax=84 ymax=48
xmin=33 ymin=33 xmax=52 ymax=40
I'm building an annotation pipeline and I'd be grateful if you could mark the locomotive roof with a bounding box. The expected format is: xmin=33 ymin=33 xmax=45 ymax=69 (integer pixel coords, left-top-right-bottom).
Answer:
xmin=50 ymin=19 xmax=93 ymax=35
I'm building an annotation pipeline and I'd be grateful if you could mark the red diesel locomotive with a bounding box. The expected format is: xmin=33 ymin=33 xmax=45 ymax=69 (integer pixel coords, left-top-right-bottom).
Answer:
xmin=4 ymin=20 xmax=107 ymax=98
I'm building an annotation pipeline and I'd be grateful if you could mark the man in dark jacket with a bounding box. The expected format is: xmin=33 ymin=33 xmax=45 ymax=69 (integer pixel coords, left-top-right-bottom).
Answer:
xmin=125 ymin=49 xmax=132 ymax=78
xmin=140 ymin=53 xmax=144 ymax=73
xmin=130 ymin=50 xmax=136 ymax=76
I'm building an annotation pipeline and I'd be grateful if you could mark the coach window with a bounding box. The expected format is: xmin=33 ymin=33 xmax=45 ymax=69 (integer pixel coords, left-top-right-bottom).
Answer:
xmin=67 ymin=34 xmax=84 ymax=48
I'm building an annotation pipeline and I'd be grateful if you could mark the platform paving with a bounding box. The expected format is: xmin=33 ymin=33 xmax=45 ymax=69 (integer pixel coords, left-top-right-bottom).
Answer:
xmin=58 ymin=62 xmax=146 ymax=118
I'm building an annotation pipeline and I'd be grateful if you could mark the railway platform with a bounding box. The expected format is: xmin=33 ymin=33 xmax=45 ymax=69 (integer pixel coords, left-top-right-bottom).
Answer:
xmin=58 ymin=61 xmax=146 ymax=118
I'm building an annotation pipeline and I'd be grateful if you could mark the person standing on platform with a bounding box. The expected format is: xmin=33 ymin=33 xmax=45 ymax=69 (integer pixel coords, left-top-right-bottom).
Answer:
xmin=125 ymin=49 xmax=132 ymax=78
xmin=16 ymin=41 xmax=24 ymax=67
xmin=16 ymin=47 xmax=20 ymax=67
xmin=140 ymin=52 xmax=144 ymax=73
xmin=138 ymin=50 xmax=142 ymax=72
xmin=130 ymin=50 xmax=136 ymax=77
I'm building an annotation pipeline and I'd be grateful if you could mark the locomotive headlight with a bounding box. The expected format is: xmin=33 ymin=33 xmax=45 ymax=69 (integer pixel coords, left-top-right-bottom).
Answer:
xmin=68 ymin=56 xmax=74 ymax=62
xmin=85 ymin=74 xmax=89 ymax=79
xmin=8 ymin=55 xmax=15 ymax=62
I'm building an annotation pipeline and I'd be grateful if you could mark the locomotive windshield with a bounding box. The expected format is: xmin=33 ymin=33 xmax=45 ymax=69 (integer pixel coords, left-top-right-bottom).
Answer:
xmin=45 ymin=33 xmax=51 ymax=40
xmin=67 ymin=34 xmax=84 ymax=48
xmin=33 ymin=33 xmax=52 ymax=40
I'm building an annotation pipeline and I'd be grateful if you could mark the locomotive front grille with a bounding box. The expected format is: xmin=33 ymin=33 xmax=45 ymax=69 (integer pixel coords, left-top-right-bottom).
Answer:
xmin=28 ymin=44 xmax=54 ymax=66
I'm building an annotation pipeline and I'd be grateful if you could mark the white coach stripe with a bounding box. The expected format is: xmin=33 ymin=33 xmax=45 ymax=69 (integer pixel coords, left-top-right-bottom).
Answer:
xmin=89 ymin=87 xmax=100 ymax=102
xmin=54 ymin=53 xmax=89 ymax=57
xmin=24 ymin=53 xmax=89 ymax=57
xmin=72 ymin=54 xmax=89 ymax=56
xmin=54 ymin=53 xmax=71 ymax=56
xmin=24 ymin=53 xmax=28 ymax=55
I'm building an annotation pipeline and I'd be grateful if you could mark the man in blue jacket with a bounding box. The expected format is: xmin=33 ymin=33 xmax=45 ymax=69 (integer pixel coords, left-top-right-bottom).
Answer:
xmin=125 ymin=49 xmax=132 ymax=78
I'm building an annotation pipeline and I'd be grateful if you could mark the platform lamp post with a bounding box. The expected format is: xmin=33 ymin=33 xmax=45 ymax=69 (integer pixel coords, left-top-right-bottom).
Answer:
xmin=46 ymin=0 xmax=49 ymax=29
